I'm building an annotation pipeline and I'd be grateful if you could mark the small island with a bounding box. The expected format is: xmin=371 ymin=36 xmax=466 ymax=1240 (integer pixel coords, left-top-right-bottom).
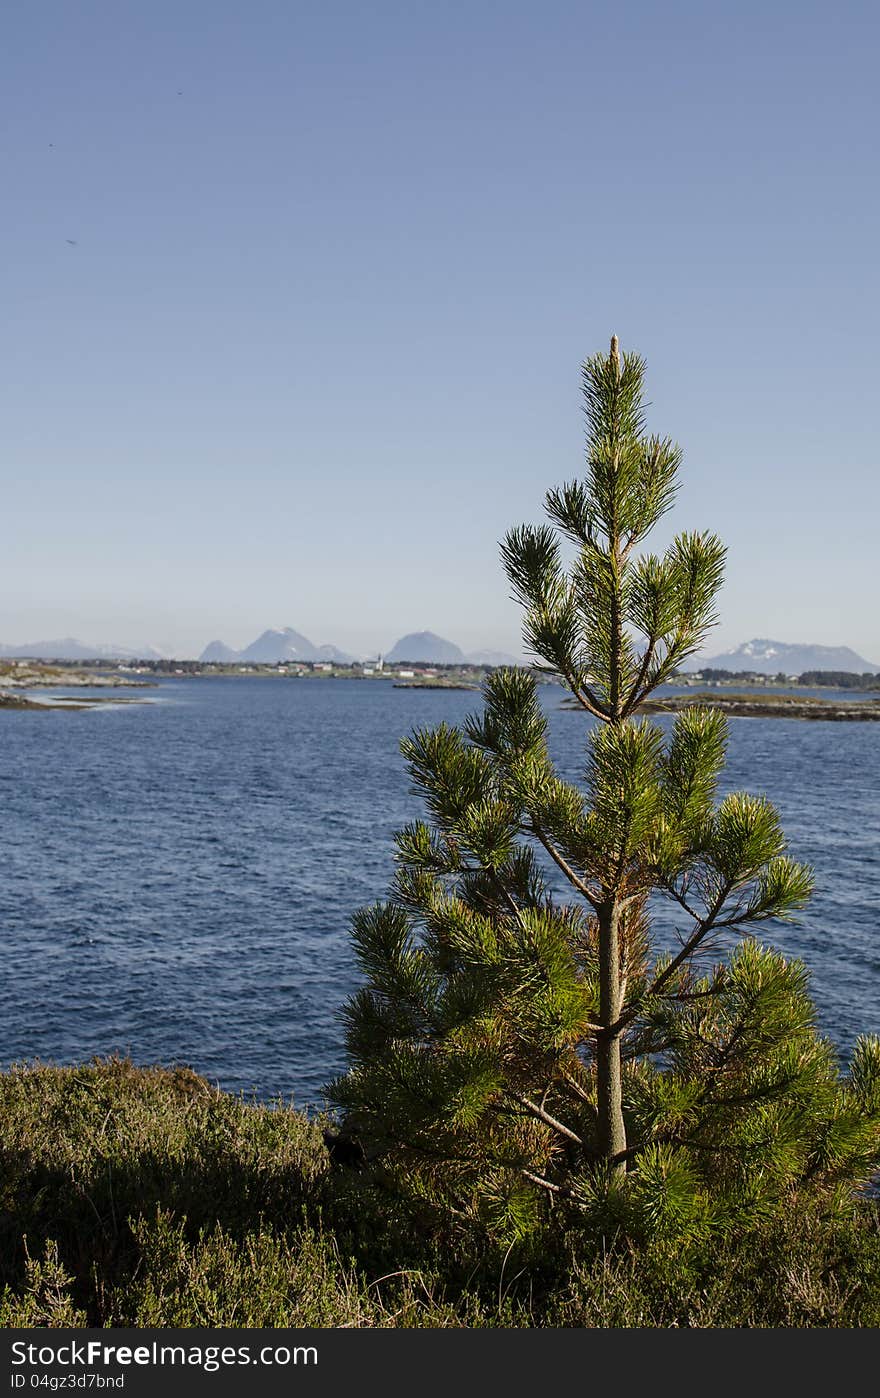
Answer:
xmin=641 ymin=691 xmax=880 ymax=720
xmin=0 ymin=691 xmax=149 ymax=712
xmin=392 ymin=680 xmax=480 ymax=690
xmin=0 ymin=661 xmax=156 ymax=712
xmin=0 ymin=692 xmax=46 ymax=711
xmin=560 ymin=690 xmax=880 ymax=720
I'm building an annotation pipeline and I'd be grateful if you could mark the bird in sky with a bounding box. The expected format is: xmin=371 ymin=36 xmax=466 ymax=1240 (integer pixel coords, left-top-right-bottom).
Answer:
xmin=65 ymin=239 xmax=77 ymax=246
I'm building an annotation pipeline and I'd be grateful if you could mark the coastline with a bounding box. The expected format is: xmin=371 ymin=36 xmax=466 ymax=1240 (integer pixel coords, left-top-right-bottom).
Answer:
xmin=562 ymin=691 xmax=880 ymax=721
xmin=640 ymin=691 xmax=880 ymax=721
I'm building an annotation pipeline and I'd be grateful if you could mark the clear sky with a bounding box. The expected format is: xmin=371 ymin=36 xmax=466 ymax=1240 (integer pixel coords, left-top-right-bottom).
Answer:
xmin=3 ymin=1 xmax=878 ymax=662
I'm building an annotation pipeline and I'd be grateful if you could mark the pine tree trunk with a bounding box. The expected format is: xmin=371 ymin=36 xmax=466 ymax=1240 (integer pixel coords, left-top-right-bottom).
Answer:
xmin=597 ymin=899 xmax=627 ymax=1173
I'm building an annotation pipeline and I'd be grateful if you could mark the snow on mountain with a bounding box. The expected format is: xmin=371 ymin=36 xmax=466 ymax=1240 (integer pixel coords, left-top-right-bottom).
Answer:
xmin=237 ymin=627 xmax=322 ymax=663
xmin=197 ymin=629 xmax=356 ymax=665
xmin=0 ymin=637 xmax=167 ymax=661
xmin=682 ymin=638 xmax=880 ymax=675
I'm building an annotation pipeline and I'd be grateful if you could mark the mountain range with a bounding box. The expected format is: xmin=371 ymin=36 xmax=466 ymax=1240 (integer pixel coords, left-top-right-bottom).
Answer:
xmin=199 ymin=628 xmax=522 ymax=667
xmin=2 ymin=631 xmax=877 ymax=674
xmin=0 ymin=627 xmax=519 ymax=665
xmin=681 ymin=638 xmax=880 ymax=675
xmin=0 ymin=637 xmax=167 ymax=662
xmin=199 ymin=628 xmax=356 ymax=665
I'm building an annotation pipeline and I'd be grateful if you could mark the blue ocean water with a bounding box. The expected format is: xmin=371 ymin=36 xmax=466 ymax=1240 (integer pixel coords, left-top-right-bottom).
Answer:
xmin=0 ymin=677 xmax=878 ymax=1106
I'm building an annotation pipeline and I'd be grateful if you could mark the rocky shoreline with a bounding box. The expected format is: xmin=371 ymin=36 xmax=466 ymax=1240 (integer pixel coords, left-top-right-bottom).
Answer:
xmin=0 ymin=663 xmax=152 ymax=690
xmin=1 ymin=690 xmax=151 ymax=712
xmin=0 ymin=663 xmax=155 ymax=711
xmin=559 ymin=690 xmax=880 ymax=720
xmin=641 ymin=693 xmax=880 ymax=721
xmin=393 ymin=680 xmax=480 ymax=690
xmin=0 ymin=693 xmax=46 ymax=711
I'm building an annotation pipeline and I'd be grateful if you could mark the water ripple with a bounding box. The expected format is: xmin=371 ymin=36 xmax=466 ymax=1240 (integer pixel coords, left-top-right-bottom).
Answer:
xmin=1 ymin=677 xmax=878 ymax=1107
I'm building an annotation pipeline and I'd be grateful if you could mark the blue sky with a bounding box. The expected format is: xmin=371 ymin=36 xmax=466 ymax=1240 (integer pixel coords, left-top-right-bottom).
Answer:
xmin=3 ymin=1 xmax=878 ymax=661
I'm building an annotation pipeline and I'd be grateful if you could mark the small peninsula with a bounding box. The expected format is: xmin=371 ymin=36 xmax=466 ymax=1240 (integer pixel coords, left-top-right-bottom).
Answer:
xmin=0 ymin=691 xmax=149 ymax=712
xmin=560 ymin=690 xmax=880 ymax=720
xmin=0 ymin=662 xmax=156 ymax=712
xmin=0 ymin=661 xmax=152 ymax=690
xmin=640 ymin=691 xmax=880 ymax=721
xmin=392 ymin=680 xmax=480 ymax=690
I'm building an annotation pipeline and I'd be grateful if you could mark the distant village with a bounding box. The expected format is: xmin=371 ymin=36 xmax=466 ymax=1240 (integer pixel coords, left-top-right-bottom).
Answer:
xmin=112 ymin=657 xmax=504 ymax=687
xmin=4 ymin=655 xmax=877 ymax=694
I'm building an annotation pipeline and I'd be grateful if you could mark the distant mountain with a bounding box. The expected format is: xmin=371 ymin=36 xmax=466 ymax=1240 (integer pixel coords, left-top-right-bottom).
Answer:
xmin=683 ymin=638 xmax=880 ymax=676
xmin=315 ymin=643 xmax=357 ymax=664
xmin=465 ymin=649 xmax=523 ymax=668
xmin=238 ymin=627 xmax=321 ymax=663
xmin=199 ymin=640 xmax=240 ymax=663
xmin=199 ymin=629 xmax=357 ymax=665
xmin=385 ymin=631 xmax=465 ymax=664
xmin=0 ymin=637 xmax=166 ymax=661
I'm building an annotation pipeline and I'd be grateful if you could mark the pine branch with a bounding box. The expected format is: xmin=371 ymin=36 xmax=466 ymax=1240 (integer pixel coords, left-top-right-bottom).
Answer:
xmin=509 ymin=1093 xmax=585 ymax=1147
xmin=520 ymin=1168 xmax=568 ymax=1196
xmin=560 ymin=1068 xmax=600 ymax=1119
xmin=558 ymin=659 xmax=609 ymax=721
xmin=490 ymin=868 xmax=530 ymax=932
xmin=646 ymin=894 xmax=730 ymax=999
xmin=607 ymin=883 xmax=733 ymax=1035
xmin=622 ymin=637 xmax=658 ymax=716
xmin=659 ymin=877 xmax=706 ymax=924
xmin=529 ymin=818 xmax=601 ymax=910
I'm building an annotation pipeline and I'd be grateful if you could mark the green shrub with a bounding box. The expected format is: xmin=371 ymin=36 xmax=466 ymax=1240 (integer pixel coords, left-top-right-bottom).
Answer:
xmin=0 ymin=1241 xmax=86 ymax=1328
xmin=2 ymin=1058 xmax=879 ymax=1327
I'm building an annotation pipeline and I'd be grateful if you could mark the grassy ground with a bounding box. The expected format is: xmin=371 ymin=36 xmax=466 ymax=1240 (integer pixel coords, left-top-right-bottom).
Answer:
xmin=3 ymin=1058 xmax=880 ymax=1328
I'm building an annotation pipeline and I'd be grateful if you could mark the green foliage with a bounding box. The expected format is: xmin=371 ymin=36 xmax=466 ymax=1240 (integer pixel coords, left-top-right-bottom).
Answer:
xmin=0 ymin=1242 xmax=87 ymax=1328
xmin=329 ymin=338 xmax=880 ymax=1249
xmin=111 ymin=1212 xmax=390 ymax=1328
xmin=0 ymin=1056 xmax=326 ymax=1319
xmin=3 ymin=1061 xmax=880 ymax=1328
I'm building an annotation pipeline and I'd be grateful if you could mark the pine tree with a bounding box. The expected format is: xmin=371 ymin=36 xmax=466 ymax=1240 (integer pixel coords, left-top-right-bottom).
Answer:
xmin=329 ymin=339 xmax=880 ymax=1243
